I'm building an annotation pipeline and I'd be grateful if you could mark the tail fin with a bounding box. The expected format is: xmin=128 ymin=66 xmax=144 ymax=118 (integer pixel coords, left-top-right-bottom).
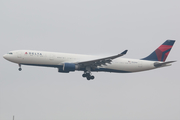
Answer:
xmin=142 ymin=40 xmax=175 ymax=62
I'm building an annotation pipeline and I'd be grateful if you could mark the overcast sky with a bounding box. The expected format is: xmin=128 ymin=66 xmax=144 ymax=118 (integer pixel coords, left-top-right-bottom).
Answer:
xmin=0 ymin=0 xmax=180 ymax=120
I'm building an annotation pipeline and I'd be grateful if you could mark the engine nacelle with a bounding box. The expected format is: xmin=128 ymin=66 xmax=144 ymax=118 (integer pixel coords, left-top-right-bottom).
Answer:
xmin=58 ymin=63 xmax=77 ymax=73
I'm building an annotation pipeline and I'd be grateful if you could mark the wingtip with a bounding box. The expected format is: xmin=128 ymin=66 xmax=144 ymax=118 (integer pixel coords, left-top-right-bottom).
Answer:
xmin=121 ymin=50 xmax=128 ymax=55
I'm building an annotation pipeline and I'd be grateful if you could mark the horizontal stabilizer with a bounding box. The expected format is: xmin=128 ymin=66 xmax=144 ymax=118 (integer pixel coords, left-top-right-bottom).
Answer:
xmin=154 ymin=61 xmax=176 ymax=67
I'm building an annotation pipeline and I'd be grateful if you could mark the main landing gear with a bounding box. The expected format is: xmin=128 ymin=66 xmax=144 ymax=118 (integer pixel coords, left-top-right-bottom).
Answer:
xmin=82 ymin=73 xmax=95 ymax=80
xmin=82 ymin=67 xmax=95 ymax=80
xmin=18 ymin=64 xmax=22 ymax=71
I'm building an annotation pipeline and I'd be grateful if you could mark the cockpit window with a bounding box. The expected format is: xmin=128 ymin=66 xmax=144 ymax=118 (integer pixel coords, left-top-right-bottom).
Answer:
xmin=8 ymin=52 xmax=13 ymax=54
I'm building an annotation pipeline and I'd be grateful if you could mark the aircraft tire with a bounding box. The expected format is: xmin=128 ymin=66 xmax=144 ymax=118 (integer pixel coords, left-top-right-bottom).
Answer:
xmin=18 ymin=68 xmax=22 ymax=71
xmin=82 ymin=74 xmax=87 ymax=77
xmin=90 ymin=76 xmax=95 ymax=80
xmin=87 ymin=77 xmax=91 ymax=80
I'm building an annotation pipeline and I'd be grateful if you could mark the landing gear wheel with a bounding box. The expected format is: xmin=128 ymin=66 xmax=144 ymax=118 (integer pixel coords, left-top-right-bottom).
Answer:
xmin=83 ymin=67 xmax=95 ymax=80
xmin=87 ymin=77 xmax=91 ymax=80
xmin=18 ymin=64 xmax=22 ymax=71
xmin=82 ymin=74 xmax=87 ymax=77
xmin=90 ymin=76 xmax=95 ymax=80
xmin=86 ymin=76 xmax=94 ymax=80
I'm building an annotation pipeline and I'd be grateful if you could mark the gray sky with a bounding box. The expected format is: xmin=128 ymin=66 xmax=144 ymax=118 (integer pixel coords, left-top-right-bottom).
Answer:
xmin=0 ymin=0 xmax=180 ymax=120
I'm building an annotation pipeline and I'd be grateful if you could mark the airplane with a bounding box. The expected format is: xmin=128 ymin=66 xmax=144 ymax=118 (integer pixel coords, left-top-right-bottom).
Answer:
xmin=3 ymin=40 xmax=176 ymax=80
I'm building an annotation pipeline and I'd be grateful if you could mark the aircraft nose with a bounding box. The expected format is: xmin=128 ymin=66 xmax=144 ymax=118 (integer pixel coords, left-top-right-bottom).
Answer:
xmin=3 ymin=54 xmax=8 ymax=59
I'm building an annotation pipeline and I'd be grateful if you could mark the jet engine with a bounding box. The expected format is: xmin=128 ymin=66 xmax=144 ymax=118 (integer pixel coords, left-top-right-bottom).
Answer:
xmin=58 ymin=63 xmax=78 ymax=73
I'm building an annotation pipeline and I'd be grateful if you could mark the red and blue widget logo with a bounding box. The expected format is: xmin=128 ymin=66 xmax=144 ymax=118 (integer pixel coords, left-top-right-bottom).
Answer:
xmin=155 ymin=45 xmax=172 ymax=62
xmin=142 ymin=40 xmax=175 ymax=62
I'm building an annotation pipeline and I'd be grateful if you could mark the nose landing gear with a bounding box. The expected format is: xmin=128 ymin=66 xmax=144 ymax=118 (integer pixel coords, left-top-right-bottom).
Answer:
xmin=18 ymin=64 xmax=22 ymax=71
xmin=18 ymin=68 xmax=22 ymax=71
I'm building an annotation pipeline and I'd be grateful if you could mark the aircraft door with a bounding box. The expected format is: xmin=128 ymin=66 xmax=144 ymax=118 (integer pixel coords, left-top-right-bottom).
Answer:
xmin=17 ymin=52 xmax=22 ymax=58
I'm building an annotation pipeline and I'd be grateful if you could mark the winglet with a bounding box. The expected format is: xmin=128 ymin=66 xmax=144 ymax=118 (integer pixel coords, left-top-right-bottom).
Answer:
xmin=121 ymin=50 xmax=128 ymax=55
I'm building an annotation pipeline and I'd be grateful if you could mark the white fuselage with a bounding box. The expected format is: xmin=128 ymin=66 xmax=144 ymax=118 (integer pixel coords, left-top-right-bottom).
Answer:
xmin=3 ymin=50 xmax=158 ymax=73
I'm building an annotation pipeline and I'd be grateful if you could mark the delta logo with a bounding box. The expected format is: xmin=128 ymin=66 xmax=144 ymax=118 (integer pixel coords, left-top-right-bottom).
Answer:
xmin=25 ymin=52 xmax=42 ymax=55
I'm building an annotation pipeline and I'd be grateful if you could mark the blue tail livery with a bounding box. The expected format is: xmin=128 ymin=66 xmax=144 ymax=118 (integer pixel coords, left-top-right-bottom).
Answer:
xmin=142 ymin=40 xmax=175 ymax=62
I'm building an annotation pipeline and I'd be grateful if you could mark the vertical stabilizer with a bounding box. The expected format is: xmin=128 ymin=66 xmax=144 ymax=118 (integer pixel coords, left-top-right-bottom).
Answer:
xmin=142 ymin=40 xmax=175 ymax=61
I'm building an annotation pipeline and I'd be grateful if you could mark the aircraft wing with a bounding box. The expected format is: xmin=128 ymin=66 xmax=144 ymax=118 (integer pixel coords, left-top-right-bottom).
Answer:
xmin=76 ymin=50 xmax=128 ymax=68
